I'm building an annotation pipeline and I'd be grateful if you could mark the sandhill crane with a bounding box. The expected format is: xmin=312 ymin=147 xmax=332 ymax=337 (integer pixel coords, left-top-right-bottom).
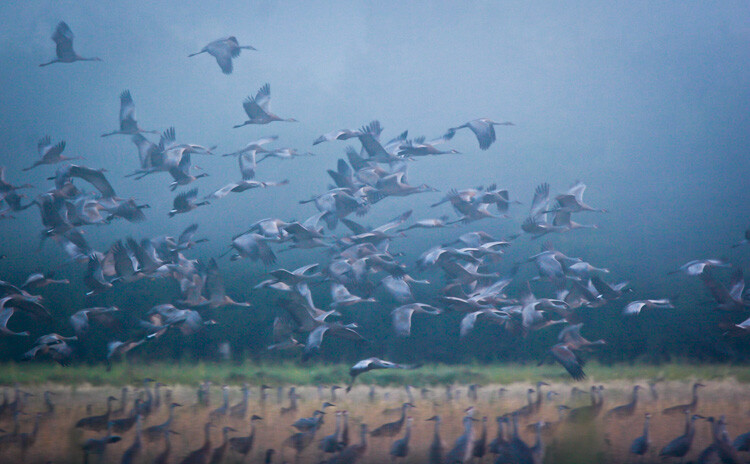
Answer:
xmin=662 ymin=383 xmax=705 ymax=415
xmin=76 ymin=396 xmax=118 ymax=431
xmin=120 ymin=415 xmax=142 ymax=464
xmin=293 ymin=410 xmax=327 ymax=432
xmin=39 ymin=21 xmax=102 ymax=66
xmin=81 ymin=421 xmax=121 ymax=464
xmin=443 ymin=118 xmax=514 ymax=150
xmin=445 ymin=415 xmax=477 ymax=464
xmin=389 ymin=416 xmax=412 ymax=462
xmin=318 ymin=410 xmax=343 ymax=457
xmin=179 ymin=422 xmax=215 ymax=464
xmin=546 ymin=181 xmax=607 ymax=214
xmin=425 ymin=415 xmax=443 ymax=464
xmin=0 ymin=305 xmax=30 ymax=337
xmin=234 ymin=84 xmax=297 ymax=127
xmin=567 ymin=386 xmax=604 ymax=423
xmin=15 ymin=412 xmax=41 ymax=459
xmin=313 ymin=128 xmax=363 ymax=145
xmin=169 ymin=189 xmax=209 ymax=217
xmin=542 ymin=323 xmax=605 ymax=380
xmin=370 ymin=403 xmax=415 ymax=438
xmin=144 ymin=403 xmax=181 ymax=442
xmin=189 ymin=36 xmax=256 ymax=74
xmin=209 ymin=385 xmax=230 ymax=420
xmin=630 ymin=413 xmax=651 ymax=459
xmin=659 ymin=412 xmax=703 ymax=461
xmin=101 ymin=90 xmax=157 ymax=137
xmin=282 ymin=422 xmax=320 ymax=462
xmin=669 ymin=259 xmax=729 ymax=276
xmin=471 ymin=416 xmax=488 ymax=462
xmin=154 ymin=428 xmax=178 ymax=464
xmin=327 ymin=423 xmax=368 ymax=464
xmin=230 ymin=384 xmax=250 ymax=418
xmin=20 ymin=272 xmax=69 ymax=291
xmin=699 ymin=268 xmax=748 ymax=312
xmin=209 ymin=426 xmax=237 ymax=464
xmin=605 ymin=385 xmax=642 ymax=419
xmin=391 ymin=303 xmax=442 ymax=337
xmin=23 ymin=136 xmax=80 ymax=171
xmin=110 ymin=399 xmax=142 ymax=434
xmin=228 ymin=415 xmax=263 ymax=458
xmin=732 ymin=228 xmax=750 ymax=248
xmin=346 ymin=358 xmax=420 ymax=392
xmin=623 ymin=298 xmax=675 ymax=315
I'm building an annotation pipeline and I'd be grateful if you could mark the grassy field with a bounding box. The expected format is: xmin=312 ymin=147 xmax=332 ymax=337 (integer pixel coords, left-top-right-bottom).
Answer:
xmin=2 ymin=360 xmax=750 ymax=386
xmin=2 ymin=378 xmax=750 ymax=463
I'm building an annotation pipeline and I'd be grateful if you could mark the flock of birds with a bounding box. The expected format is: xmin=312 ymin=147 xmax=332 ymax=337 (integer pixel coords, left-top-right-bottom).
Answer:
xmin=1 ymin=380 xmax=750 ymax=463
xmin=0 ymin=18 xmax=748 ymax=463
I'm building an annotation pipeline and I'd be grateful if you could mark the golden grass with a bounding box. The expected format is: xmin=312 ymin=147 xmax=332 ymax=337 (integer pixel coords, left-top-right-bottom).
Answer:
xmin=1 ymin=379 xmax=749 ymax=463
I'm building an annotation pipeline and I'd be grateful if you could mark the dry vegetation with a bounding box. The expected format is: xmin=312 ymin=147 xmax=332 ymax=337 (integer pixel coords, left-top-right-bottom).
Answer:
xmin=1 ymin=377 xmax=750 ymax=463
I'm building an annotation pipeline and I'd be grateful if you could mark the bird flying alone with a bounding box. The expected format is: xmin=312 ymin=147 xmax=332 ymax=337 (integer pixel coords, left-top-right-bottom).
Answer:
xmin=189 ymin=36 xmax=256 ymax=74
xmin=39 ymin=21 xmax=102 ymax=66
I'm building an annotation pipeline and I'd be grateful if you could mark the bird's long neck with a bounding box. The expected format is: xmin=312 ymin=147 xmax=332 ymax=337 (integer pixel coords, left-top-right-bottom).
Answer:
xmin=334 ymin=413 xmax=341 ymax=437
xmin=30 ymin=415 xmax=40 ymax=439
xmin=404 ymin=420 xmax=412 ymax=442
xmin=630 ymin=387 xmax=639 ymax=407
xmin=45 ymin=394 xmax=54 ymax=412
xmin=533 ymin=424 xmax=543 ymax=451
xmin=154 ymin=385 xmax=161 ymax=405
xmin=434 ymin=419 xmax=441 ymax=439
xmin=222 ymin=389 xmax=229 ymax=408
xmin=642 ymin=417 xmax=650 ymax=439
xmin=690 ymin=386 xmax=699 ymax=406
xmin=203 ymin=424 xmax=211 ymax=448
xmin=399 ymin=405 xmax=407 ymax=424
xmin=359 ymin=426 xmax=367 ymax=448
xmin=496 ymin=420 xmax=505 ymax=442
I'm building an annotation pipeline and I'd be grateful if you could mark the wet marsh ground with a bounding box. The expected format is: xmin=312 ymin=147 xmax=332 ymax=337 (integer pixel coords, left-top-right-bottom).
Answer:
xmin=1 ymin=377 xmax=750 ymax=463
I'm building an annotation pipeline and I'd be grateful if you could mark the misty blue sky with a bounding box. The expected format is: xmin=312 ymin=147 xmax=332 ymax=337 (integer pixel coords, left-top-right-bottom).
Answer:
xmin=0 ymin=1 xmax=748 ymax=302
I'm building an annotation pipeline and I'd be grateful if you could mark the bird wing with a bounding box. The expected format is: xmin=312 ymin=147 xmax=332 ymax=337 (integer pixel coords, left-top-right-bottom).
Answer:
xmin=205 ymin=258 xmax=227 ymax=303
xmin=255 ymin=83 xmax=271 ymax=110
xmin=699 ymin=268 xmax=732 ymax=306
xmin=391 ymin=305 xmax=415 ymax=336
xmin=374 ymin=210 xmax=412 ymax=234
xmin=567 ymin=181 xmax=587 ymax=203
xmin=42 ymin=140 xmax=66 ymax=163
xmin=215 ymin=50 xmax=233 ymax=74
xmin=172 ymin=190 xmax=193 ymax=211
xmin=557 ymin=323 xmax=585 ymax=344
xmin=52 ymin=21 xmax=75 ymax=59
xmin=305 ymin=325 xmax=329 ymax=353
xmin=178 ymin=224 xmax=199 ymax=245
xmin=0 ymin=306 xmax=15 ymax=328
xmin=119 ymin=90 xmax=137 ymax=131
xmin=69 ymin=165 xmax=116 ymax=198
xmin=239 ymin=152 xmax=256 ymax=180
xmin=529 ymin=182 xmax=550 ymax=218
xmin=550 ymin=344 xmax=586 ymax=380
xmin=729 ymin=269 xmax=746 ymax=301
xmin=459 ymin=311 xmax=483 ymax=337
xmin=37 ymin=136 xmax=52 ymax=156
xmin=468 ymin=120 xmax=496 ymax=150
